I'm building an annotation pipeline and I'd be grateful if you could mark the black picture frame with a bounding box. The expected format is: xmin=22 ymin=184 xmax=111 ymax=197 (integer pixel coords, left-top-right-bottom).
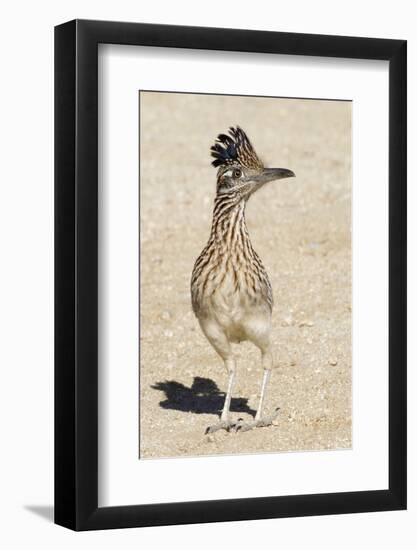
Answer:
xmin=55 ymin=19 xmax=407 ymax=531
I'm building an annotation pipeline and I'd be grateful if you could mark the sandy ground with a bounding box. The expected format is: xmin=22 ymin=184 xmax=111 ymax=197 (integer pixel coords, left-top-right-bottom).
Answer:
xmin=139 ymin=92 xmax=351 ymax=459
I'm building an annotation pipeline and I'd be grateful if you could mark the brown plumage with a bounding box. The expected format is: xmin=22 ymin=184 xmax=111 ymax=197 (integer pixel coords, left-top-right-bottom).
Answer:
xmin=191 ymin=126 xmax=295 ymax=433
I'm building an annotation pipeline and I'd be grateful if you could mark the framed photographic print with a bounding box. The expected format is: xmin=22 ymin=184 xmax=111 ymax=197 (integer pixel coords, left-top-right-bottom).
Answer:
xmin=55 ymin=20 xmax=407 ymax=530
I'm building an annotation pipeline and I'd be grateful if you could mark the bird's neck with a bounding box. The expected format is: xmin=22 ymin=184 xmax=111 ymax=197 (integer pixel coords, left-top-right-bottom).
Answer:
xmin=209 ymin=193 xmax=251 ymax=252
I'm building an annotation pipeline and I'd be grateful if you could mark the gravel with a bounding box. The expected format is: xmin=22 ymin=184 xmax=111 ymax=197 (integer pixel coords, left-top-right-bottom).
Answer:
xmin=139 ymin=92 xmax=352 ymax=459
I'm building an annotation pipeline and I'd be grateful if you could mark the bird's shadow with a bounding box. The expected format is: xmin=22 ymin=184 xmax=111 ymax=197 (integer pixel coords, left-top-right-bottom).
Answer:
xmin=151 ymin=376 xmax=256 ymax=418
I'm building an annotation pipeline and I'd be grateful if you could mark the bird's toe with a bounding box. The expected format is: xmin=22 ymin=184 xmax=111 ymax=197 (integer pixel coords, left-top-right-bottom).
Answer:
xmin=235 ymin=408 xmax=280 ymax=432
xmin=205 ymin=419 xmax=236 ymax=434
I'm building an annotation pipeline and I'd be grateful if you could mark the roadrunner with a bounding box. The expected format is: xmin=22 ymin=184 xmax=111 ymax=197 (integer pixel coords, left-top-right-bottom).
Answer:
xmin=191 ymin=126 xmax=295 ymax=433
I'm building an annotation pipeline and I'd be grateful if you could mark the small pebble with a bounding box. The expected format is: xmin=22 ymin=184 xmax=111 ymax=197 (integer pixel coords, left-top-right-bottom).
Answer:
xmin=299 ymin=320 xmax=315 ymax=327
xmin=152 ymin=256 xmax=162 ymax=264
xmin=164 ymin=330 xmax=174 ymax=338
xmin=329 ymin=358 xmax=338 ymax=366
xmin=281 ymin=315 xmax=293 ymax=327
xmin=161 ymin=310 xmax=172 ymax=321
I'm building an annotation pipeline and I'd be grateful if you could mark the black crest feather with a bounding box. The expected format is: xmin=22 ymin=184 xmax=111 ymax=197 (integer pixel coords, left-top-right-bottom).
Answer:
xmin=210 ymin=126 xmax=263 ymax=169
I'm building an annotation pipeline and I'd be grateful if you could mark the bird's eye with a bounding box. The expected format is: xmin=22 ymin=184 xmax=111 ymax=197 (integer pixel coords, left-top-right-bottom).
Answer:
xmin=233 ymin=168 xmax=242 ymax=179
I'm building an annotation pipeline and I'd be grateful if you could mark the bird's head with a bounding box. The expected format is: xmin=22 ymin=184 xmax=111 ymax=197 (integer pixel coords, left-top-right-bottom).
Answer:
xmin=211 ymin=126 xmax=295 ymax=199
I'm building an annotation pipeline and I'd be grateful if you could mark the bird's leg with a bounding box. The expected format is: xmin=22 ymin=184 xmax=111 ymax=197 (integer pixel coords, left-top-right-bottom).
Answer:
xmin=205 ymin=357 xmax=237 ymax=434
xmin=221 ymin=358 xmax=236 ymax=421
xmin=236 ymin=349 xmax=279 ymax=432
xmin=255 ymin=367 xmax=271 ymax=421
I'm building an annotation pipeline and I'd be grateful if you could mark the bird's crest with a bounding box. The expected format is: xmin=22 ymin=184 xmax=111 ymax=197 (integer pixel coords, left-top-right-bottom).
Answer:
xmin=211 ymin=126 xmax=263 ymax=170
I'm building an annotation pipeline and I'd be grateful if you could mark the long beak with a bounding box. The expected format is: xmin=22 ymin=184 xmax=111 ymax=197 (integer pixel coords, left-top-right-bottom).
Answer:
xmin=243 ymin=167 xmax=295 ymax=199
xmin=259 ymin=167 xmax=295 ymax=184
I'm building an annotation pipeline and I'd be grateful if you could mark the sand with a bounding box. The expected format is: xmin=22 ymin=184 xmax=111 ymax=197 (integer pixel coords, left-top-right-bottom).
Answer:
xmin=139 ymin=92 xmax=351 ymax=459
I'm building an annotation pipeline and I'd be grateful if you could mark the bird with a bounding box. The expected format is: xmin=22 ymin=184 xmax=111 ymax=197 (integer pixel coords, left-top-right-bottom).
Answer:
xmin=191 ymin=126 xmax=295 ymax=434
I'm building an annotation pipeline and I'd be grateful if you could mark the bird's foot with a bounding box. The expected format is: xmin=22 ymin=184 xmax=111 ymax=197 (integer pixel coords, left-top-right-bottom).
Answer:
xmin=205 ymin=419 xmax=237 ymax=434
xmin=235 ymin=408 xmax=280 ymax=432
